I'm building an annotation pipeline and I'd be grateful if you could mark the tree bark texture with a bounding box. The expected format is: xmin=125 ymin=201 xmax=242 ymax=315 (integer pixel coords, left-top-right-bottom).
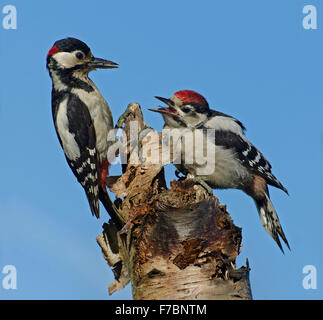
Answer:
xmin=96 ymin=103 xmax=252 ymax=300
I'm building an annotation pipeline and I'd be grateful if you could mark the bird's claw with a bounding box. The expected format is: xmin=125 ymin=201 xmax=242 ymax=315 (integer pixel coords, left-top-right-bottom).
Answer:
xmin=189 ymin=177 xmax=213 ymax=195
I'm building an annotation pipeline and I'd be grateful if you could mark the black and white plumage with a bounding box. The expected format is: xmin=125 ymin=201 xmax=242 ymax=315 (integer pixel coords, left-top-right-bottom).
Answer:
xmin=47 ymin=37 xmax=122 ymax=228
xmin=150 ymin=90 xmax=289 ymax=252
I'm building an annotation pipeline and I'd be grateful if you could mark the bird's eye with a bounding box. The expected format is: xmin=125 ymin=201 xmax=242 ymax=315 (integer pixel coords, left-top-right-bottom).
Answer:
xmin=75 ymin=52 xmax=85 ymax=60
xmin=182 ymin=106 xmax=191 ymax=113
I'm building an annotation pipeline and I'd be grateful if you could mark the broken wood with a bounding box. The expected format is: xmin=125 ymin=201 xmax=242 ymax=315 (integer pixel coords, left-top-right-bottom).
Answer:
xmin=96 ymin=103 xmax=252 ymax=300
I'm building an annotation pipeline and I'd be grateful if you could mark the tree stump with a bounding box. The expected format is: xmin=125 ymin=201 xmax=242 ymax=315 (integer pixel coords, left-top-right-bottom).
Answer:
xmin=96 ymin=103 xmax=252 ymax=300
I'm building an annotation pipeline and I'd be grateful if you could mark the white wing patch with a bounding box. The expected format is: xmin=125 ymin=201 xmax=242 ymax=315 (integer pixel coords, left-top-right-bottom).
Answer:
xmin=55 ymin=98 xmax=81 ymax=161
xmin=205 ymin=116 xmax=244 ymax=136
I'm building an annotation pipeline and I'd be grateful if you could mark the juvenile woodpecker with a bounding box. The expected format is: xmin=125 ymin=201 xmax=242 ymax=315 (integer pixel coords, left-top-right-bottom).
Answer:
xmin=150 ymin=90 xmax=289 ymax=252
xmin=47 ymin=37 xmax=122 ymax=227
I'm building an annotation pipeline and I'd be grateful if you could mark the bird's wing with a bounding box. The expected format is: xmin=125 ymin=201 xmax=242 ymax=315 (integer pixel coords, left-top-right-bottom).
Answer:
xmin=54 ymin=93 xmax=100 ymax=217
xmin=204 ymin=110 xmax=246 ymax=133
xmin=206 ymin=129 xmax=288 ymax=193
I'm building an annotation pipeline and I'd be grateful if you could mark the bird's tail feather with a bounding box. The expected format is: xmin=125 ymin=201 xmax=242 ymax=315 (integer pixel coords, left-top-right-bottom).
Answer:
xmin=255 ymin=193 xmax=290 ymax=253
xmin=99 ymin=189 xmax=124 ymax=230
xmin=85 ymin=188 xmax=100 ymax=219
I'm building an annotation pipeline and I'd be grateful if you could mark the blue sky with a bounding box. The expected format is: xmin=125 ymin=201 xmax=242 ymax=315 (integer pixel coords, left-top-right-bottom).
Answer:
xmin=0 ymin=0 xmax=322 ymax=300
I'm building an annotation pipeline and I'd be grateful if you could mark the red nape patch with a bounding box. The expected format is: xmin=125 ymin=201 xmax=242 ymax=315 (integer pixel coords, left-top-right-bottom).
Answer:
xmin=47 ymin=45 xmax=60 ymax=58
xmin=174 ymin=90 xmax=208 ymax=105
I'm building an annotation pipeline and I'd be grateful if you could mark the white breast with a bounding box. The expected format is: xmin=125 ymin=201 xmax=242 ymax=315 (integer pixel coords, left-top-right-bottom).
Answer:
xmin=166 ymin=127 xmax=250 ymax=189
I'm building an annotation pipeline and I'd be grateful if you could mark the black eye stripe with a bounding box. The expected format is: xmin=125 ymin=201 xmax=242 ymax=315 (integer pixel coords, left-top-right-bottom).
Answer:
xmin=189 ymin=103 xmax=209 ymax=114
xmin=182 ymin=106 xmax=191 ymax=113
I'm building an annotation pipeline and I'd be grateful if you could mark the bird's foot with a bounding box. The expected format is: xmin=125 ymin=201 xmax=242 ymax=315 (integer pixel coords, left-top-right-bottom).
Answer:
xmin=189 ymin=176 xmax=213 ymax=195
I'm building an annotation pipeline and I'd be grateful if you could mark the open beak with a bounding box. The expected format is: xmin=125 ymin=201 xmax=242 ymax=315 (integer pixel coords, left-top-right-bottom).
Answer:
xmin=87 ymin=57 xmax=119 ymax=69
xmin=149 ymin=96 xmax=179 ymax=117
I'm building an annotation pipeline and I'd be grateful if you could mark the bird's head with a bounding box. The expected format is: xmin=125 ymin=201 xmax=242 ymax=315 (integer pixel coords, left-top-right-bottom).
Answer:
xmin=46 ymin=37 xmax=118 ymax=75
xmin=150 ymin=90 xmax=210 ymax=128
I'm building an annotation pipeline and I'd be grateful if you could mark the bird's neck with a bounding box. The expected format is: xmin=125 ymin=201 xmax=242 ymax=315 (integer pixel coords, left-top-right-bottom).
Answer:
xmin=50 ymin=68 xmax=95 ymax=93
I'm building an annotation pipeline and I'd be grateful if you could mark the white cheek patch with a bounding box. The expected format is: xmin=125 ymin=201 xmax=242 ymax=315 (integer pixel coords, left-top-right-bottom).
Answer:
xmin=53 ymin=51 xmax=79 ymax=69
xmin=183 ymin=113 xmax=207 ymax=128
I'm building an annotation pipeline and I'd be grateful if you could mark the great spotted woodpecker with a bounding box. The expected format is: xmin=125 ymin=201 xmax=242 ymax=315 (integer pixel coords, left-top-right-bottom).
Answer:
xmin=47 ymin=37 xmax=123 ymax=228
xmin=150 ymin=90 xmax=289 ymax=252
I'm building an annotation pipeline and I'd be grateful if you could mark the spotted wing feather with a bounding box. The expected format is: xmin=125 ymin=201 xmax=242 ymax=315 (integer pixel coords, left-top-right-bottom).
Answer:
xmin=208 ymin=129 xmax=288 ymax=193
xmin=53 ymin=93 xmax=100 ymax=217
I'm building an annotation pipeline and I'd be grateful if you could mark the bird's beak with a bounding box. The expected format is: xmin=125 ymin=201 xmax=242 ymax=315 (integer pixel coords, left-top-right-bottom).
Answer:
xmin=149 ymin=96 xmax=179 ymax=116
xmin=154 ymin=96 xmax=174 ymax=106
xmin=87 ymin=57 xmax=119 ymax=69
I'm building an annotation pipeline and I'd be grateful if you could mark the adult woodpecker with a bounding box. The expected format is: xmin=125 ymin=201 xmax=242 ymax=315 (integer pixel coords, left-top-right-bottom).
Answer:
xmin=47 ymin=37 xmax=123 ymax=228
xmin=150 ymin=90 xmax=289 ymax=252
